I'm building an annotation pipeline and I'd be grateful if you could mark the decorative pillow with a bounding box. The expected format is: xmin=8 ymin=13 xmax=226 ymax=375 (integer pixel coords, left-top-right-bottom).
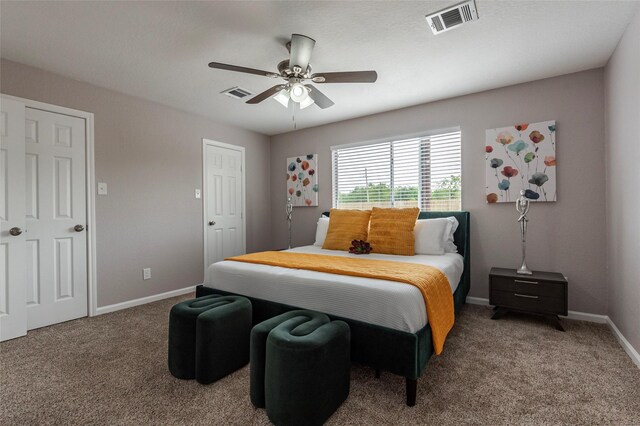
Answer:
xmin=414 ymin=218 xmax=451 ymax=255
xmin=444 ymin=216 xmax=459 ymax=253
xmin=313 ymin=216 xmax=330 ymax=247
xmin=367 ymin=207 xmax=420 ymax=256
xmin=322 ymin=209 xmax=371 ymax=251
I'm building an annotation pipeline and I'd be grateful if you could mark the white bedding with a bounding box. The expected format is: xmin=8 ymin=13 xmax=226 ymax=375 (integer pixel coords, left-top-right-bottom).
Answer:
xmin=204 ymin=245 xmax=464 ymax=333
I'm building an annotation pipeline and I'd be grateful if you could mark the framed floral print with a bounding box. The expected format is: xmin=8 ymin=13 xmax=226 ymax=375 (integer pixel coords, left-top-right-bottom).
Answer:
xmin=485 ymin=121 xmax=556 ymax=203
xmin=286 ymin=154 xmax=319 ymax=206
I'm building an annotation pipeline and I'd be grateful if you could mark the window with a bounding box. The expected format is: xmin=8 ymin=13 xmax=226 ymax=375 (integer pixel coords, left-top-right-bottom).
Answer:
xmin=331 ymin=130 xmax=461 ymax=211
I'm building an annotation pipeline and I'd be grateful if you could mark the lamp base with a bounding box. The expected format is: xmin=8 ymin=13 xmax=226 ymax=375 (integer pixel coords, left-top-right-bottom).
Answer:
xmin=516 ymin=266 xmax=533 ymax=275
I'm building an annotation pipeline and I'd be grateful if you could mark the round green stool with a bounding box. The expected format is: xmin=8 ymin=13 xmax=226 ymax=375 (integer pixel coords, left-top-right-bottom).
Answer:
xmin=250 ymin=310 xmax=350 ymax=426
xmin=168 ymin=294 xmax=251 ymax=384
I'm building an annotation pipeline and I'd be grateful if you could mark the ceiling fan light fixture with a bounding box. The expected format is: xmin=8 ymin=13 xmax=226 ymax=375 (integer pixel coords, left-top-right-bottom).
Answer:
xmin=274 ymin=89 xmax=291 ymax=107
xmin=289 ymin=82 xmax=308 ymax=102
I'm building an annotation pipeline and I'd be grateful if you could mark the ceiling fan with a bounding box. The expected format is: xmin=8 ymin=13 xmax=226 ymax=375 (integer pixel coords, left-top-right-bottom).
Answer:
xmin=208 ymin=34 xmax=378 ymax=110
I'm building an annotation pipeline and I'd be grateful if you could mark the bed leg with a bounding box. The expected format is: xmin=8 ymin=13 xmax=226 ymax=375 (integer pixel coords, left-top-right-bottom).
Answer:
xmin=375 ymin=369 xmax=381 ymax=378
xmin=406 ymin=378 xmax=417 ymax=407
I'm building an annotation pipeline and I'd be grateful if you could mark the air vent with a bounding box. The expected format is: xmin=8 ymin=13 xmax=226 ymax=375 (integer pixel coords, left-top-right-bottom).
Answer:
xmin=221 ymin=86 xmax=253 ymax=99
xmin=425 ymin=0 xmax=478 ymax=35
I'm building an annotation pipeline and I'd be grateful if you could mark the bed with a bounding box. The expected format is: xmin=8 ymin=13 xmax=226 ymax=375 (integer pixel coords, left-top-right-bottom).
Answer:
xmin=196 ymin=211 xmax=470 ymax=406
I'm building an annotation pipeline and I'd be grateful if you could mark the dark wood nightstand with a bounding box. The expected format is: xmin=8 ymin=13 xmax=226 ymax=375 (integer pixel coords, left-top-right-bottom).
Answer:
xmin=489 ymin=267 xmax=568 ymax=331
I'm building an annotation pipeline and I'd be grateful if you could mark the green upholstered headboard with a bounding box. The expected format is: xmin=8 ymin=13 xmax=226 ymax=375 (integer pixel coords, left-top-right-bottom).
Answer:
xmin=322 ymin=210 xmax=471 ymax=299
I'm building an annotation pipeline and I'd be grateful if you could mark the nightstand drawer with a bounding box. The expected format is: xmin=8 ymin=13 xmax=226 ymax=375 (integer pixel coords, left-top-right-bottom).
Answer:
xmin=491 ymin=276 xmax=565 ymax=298
xmin=491 ymin=290 xmax=565 ymax=315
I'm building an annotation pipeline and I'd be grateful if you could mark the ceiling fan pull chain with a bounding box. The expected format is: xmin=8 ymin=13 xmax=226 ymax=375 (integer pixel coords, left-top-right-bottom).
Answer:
xmin=292 ymin=102 xmax=297 ymax=130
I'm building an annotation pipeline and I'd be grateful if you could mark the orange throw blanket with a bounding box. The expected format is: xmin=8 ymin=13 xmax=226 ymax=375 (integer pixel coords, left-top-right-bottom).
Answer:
xmin=225 ymin=251 xmax=454 ymax=355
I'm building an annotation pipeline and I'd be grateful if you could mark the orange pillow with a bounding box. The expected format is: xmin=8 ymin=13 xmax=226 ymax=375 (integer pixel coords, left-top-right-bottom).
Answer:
xmin=367 ymin=207 xmax=420 ymax=256
xmin=322 ymin=209 xmax=371 ymax=251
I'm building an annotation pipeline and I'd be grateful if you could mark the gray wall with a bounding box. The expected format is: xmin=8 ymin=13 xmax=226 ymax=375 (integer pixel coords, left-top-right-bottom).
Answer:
xmin=2 ymin=56 xmax=626 ymax=325
xmin=0 ymin=59 xmax=272 ymax=307
xmin=605 ymin=11 xmax=640 ymax=353
xmin=271 ymin=69 xmax=607 ymax=315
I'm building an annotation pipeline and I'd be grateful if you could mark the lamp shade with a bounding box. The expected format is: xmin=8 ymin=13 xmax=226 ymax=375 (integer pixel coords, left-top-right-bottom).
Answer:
xmin=273 ymin=89 xmax=290 ymax=107
xmin=289 ymin=82 xmax=309 ymax=102
xmin=299 ymin=95 xmax=315 ymax=109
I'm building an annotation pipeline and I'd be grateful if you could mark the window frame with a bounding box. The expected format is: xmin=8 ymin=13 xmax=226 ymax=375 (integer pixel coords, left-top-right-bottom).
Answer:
xmin=330 ymin=127 xmax=462 ymax=211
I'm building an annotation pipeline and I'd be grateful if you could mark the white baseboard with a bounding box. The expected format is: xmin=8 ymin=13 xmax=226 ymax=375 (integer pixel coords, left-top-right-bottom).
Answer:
xmin=95 ymin=285 xmax=198 ymax=316
xmin=564 ymin=310 xmax=608 ymax=323
xmin=465 ymin=296 xmax=638 ymax=368
xmin=466 ymin=296 xmax=491 ymax=306
xmin=466 ymin=296 xmax=607 ymax=323
xmin=606 ymin=317 xmax=640 ymax=368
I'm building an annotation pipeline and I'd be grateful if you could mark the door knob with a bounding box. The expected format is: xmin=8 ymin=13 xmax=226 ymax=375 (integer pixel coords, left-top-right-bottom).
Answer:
xmin=74 ymin=224 xmax=85 ymax=232
xmin=209 ymin=221 xmax=216 ymax=226
xmin=9 ymin=227 xmax=22 ymax=236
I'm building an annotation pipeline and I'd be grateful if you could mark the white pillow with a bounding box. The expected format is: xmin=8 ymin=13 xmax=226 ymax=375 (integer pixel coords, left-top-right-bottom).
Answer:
xmin=443 ymin=216 xmax=459 ymax=253
xmin=414 ymin=218 xmax=449 ymax=255
xmin=313 ymin=216 xmax=330 ymax=247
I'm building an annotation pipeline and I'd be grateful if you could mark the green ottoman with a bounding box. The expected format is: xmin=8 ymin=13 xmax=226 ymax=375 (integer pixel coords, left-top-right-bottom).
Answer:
xmin=168 ymin=294 xmax=251 ymax=384
xmin=250 ymin=310 xmax=351 ymax=426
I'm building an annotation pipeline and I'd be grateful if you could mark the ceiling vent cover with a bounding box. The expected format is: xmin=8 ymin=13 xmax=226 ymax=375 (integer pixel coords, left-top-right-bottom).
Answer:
xmin=221 ymin=86 xmax=253 ymax=99
xmin=426 ymin=0 xmax=478 ymax=35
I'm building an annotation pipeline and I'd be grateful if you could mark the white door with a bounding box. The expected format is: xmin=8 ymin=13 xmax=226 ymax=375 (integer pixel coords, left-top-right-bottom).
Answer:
xmin=204 ymin=142 xmax=245 ymax=274
xmin=0 ymin=97 xmax=27 ymax=341
xmin=24 ymin=108 xmax=87 ymax=330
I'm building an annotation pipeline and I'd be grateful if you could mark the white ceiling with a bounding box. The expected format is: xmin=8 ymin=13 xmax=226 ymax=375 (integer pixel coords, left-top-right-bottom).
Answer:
xmin=1 ymin=1 xmax=638 ymax=135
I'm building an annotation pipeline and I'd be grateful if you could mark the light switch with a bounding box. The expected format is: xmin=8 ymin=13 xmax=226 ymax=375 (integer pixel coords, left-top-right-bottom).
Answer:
xmin=195 ymin=189 xmax=201 ymax=199
xmin=97 ymin=182 xmax=108 ymax=195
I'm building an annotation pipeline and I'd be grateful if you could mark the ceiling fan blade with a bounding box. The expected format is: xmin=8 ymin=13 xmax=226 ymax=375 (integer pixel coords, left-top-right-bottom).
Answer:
xmin=311 ymin=71 xmax=378 ymax=83
xmin=246 ymin=85 xmax=286 ymax=104
xmin=305 ymin=85 xmax=335 ymax=109
xmin=289 ymin=34 xmax=316 ymax=71
xmin=208 ymin=62 xmax=279 ymax=78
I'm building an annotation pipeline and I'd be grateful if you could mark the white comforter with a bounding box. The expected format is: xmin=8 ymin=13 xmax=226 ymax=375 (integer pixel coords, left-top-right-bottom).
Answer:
xmin=204 ymin=245 xmax=464 ymax=333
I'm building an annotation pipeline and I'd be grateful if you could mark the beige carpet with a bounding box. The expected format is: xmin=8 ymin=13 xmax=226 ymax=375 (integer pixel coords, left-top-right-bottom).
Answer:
xmin=1 ymin=294 xmax=639 ymax=425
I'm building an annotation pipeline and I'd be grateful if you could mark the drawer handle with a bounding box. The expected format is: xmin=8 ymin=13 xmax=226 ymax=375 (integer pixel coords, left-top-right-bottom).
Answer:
xmin=514 ymin=280 xmax=539 ymax=285
xmin=514 ymin=293 xmax=539 ymax=299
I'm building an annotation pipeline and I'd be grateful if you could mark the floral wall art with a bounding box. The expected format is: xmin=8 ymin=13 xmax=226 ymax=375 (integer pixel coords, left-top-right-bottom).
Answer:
xmin=485 ymin=120 xmax=556 ymax=203
xmin=286 ymin=154 xmax=319 ymax=206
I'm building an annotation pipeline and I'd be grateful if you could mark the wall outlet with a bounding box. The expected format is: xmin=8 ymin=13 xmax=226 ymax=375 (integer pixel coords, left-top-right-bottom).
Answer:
xmin=143 ymin=268 xmax=151 ymax=280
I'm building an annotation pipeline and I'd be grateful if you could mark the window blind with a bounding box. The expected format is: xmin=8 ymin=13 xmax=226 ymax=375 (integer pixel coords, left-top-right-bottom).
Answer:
xmin=332 ymin=130 xmax=461 ymax=211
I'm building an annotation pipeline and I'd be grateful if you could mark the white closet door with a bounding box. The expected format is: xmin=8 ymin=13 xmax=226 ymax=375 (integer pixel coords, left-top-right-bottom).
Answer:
xmin=0 ymin=96 xmax=27 ymax=341
xmin=25 ymin=108 xmax=87 ymax=330
xmin=205 ymin=143 xmax=244 ymax=272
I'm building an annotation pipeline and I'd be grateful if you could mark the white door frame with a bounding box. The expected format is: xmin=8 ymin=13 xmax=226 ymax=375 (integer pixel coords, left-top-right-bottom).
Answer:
xmin=202 ymin=139 xmax=246 ymax=278
xmin=1 ymin=96 xmax=27 ymax=341
xmin=2 ymin=94 xmax=98 ymax=317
